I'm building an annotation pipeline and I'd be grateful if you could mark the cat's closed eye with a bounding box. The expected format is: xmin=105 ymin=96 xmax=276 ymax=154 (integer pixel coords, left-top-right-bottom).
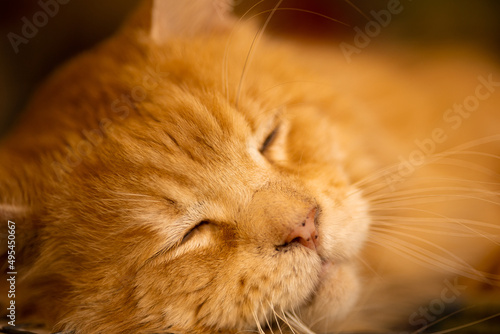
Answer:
xmin=181 ymin=220 xmax=211 ymax=245
xmin=260 ymin=125 xmax=280 ymax=154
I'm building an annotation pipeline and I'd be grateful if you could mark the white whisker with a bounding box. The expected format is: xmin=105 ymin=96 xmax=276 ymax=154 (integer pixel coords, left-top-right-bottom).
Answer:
xmin=410 ymin=305 xmax=475 ymax=334
xmin=235 ymin=0 xmax=284 ymax=108
xmin=222 ymin=0 xmax=266 ymax=101
xmin=261 ymin=300 xmax=273 ymax=332
xmin=420 ymin=312 xmax=500 ymax=334
xmin=267 ymin=301 xmax=283 ymax=334
xmin=368 ymin=232 xmax=499 ymax=283
xmin=372 ymin=220 xmax=500 ymax=244
xmin=252 ymin=307 xmax=265 ymax=334
xmin=352 ymin=135 xmax=500 ymax=198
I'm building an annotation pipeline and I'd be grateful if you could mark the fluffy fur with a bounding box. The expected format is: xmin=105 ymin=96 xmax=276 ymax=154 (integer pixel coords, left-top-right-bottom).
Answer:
xmin=1 ymin=1 xmax=499 ymax=333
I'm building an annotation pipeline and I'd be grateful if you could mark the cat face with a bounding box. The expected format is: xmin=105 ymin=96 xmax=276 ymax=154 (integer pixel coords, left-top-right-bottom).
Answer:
xmin=0 ymin=1 xmax=370 ymax=332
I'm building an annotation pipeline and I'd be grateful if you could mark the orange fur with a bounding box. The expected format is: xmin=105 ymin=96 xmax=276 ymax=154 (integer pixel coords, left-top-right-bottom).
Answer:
xmin=1 ymin=1 xmax=499 ymax=333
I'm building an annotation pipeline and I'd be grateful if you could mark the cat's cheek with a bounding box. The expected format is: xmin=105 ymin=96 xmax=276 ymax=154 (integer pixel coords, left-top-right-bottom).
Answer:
xmin=316 ymin=188 xmax=371 ymax=262
xmin=299 ymin=262 xmax=360 ymax=332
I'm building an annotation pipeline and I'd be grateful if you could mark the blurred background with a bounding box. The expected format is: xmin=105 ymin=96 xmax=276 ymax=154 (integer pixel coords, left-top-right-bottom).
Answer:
xmin=1 ymin=0 xmax=500 ymax=136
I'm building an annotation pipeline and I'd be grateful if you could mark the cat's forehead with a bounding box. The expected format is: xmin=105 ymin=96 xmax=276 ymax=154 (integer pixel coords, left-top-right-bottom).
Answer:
xmin=118 ymin=42 xmax=280 ymax=136
xmin=107 ymin=81 xmax=276 ymax=201
xmin=50 ymin=31 xmax=294 ymax=205
xmin=114 ymin=43 xmax=285 ymax=164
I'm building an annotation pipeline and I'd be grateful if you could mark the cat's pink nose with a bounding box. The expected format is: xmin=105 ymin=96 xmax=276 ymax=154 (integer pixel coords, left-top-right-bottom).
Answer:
xmin=284 ymin=207 xmax=318 ymax=251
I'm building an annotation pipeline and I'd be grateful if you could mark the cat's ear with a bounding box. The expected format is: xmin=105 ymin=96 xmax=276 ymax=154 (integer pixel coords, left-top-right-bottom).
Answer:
xmin=150 ymin=0 xmax=234 ymax=42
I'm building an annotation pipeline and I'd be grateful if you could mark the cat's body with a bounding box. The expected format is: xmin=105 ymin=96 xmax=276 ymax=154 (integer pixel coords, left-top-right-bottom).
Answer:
xmin=1 ymin=1 xmax=499 ymax=333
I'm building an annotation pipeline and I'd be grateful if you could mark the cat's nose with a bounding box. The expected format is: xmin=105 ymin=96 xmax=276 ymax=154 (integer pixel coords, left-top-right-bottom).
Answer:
xmin=284 ymin=207 xmax=318 ymax=251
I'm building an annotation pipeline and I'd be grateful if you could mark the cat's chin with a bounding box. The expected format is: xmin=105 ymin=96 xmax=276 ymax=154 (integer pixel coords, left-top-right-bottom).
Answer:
xmin=298 ymin=261 xmax=360 ymax=333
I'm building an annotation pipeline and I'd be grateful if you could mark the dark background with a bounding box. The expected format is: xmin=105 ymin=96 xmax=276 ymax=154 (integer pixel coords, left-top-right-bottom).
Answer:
xmin=1 ymin=0 xmax=500 ymax=136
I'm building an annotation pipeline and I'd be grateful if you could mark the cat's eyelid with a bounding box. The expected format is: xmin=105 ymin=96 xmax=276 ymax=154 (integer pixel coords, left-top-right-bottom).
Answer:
xmin=148 ymin=218 xmax=209 ymax=261
xmin=156 ymin=214 xmax=200 ymax=250
xmin=260 ymin=125 xmax=280 ymax=153
xmin=180 ymin=220 xmax=210 ymax=244
xmin=258 ymin=110 xmax=286 ymax=150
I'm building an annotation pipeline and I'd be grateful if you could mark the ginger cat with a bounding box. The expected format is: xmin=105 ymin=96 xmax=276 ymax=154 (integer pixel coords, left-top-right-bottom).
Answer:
xmin=1 ymin=1 xmax=499 ymax=333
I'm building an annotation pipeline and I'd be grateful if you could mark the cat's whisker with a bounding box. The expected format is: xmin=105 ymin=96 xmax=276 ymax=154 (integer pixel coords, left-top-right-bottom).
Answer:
xmin=369 ymin=206 xmax=445 ymax=213
xmin=401 ymin=175 xmax=500 ymax=187
xmin=267 ymin=302 xmax=283 ymax=334
xmin=227 ymin=2 xmax=349 ymax=106
xmin=352 ymin=135 xmax=500 ymax=195
xmin=247 ymin=8 xmax=348 ymax=27
xmin=369 ymin=176 xmax=499 ymax=192
xmin=372 ymin=227 xmax=500 ymax=264
xmin=305 ymin=311 xmax=329 ymax=332
xmin=287 ymin=309 xmax=314 ymax=334
xmin=367 ymin=189 xmax=499 ymax=204
xmin=410 ymin=305 xmax=476 ymax=334
xmin=369 ymin=196 xmax=498 ymax=210
xmin=367 ymin=232 xmax=499 ymax=284
xmin=364 ymin=181 xmax=499 ymax=206
xmin=422 ymin=156 xmax=500 ymax=180
xmin=372 ymin=216 xmax=500 ymax=230
xmin=371 ymin=207 xmax=500 ymax=246
xmin=429 ymin=134 xmax=500 ymax=155
xmin=371 ymin=202 xmax=500 ymax=228
xmin=278 ymin=307 xmax=298 ymax=334
xmin=282 ymin=309 xmax=312 ymax=334
xmin=429 ymin=157 xmax=500 ymax=179
xmin=365 ymin=185 xmax=498 ymax=203
xmin=350 ymin=164 xmax=402 ymax=193
xmin=260 ymin=300 xmax=273 ymax=332
xmin=268 ymin=305 xmax=288 ymax=333
xmin=372 ymin=216 xmax=500 ymax=236
xmin=251 ymin=308 xmax=266 ymax=334
xmin=441 ymin=150 xmax=500 ymax=160
xmin=371 ymin=221 xmax=500 ymax=245
xmin=235 ymin=0 xmax=284 ymax=108
xmin=365 ymin=234 xmax=476 ymax=282
xmin=353 ymin=252 xmax=385 ymax=280
xmin=417 ymin=311 xmax=500 ymax=334
xmin=369 ymin=194 xmax=500 ymax=209
xmin=342 ymin=0 xmax=371 ymax=20
xmin=369 ymin=228 xmax=479 ymax=272
xmin=366 ymin=235 xmax=452 ymax=277
xmin=222 ymin=0 xmax=266 ymax=101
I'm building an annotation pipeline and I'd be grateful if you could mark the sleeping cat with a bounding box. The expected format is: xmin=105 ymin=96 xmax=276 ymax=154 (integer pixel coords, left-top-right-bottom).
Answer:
xmin=1 ymin=0 xmax=499 ymax=333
